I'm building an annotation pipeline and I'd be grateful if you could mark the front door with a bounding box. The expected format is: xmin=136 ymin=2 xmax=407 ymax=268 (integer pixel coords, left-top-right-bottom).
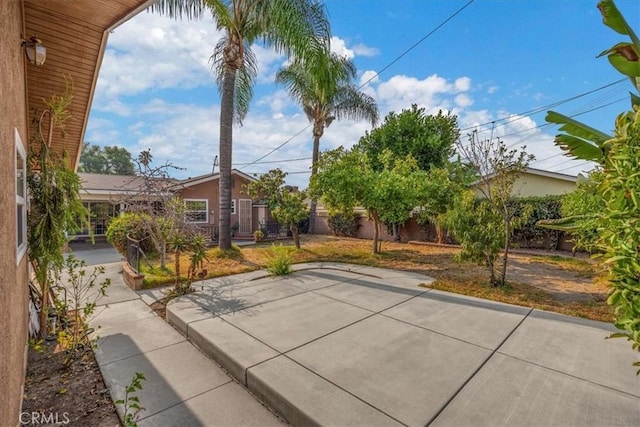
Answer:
xmin=238 ymin=199 xmax=252 ymax=234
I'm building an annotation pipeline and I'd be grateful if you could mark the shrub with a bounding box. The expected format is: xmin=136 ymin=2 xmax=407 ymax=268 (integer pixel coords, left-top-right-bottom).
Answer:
xmin=327 ymin=211 xmax=360 ymax=237
xmin=511 ymin=196 xmax=562 ymax=249
xmin=266 ymin=244 xmax=295 ymax=276
xmin=106 ymin=212 xmax=154 ymax=255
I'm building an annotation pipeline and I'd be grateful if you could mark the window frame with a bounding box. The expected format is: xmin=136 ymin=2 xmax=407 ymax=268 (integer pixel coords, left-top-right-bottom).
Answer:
xmin=184 ymin=199 xmax=209 ymax=223
xmin=15 ymin=128 xmax=27 ymax=263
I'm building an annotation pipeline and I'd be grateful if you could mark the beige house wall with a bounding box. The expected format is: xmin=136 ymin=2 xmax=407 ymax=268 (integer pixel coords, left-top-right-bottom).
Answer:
xmin=473 ymin=172 xmax=576 ymax=198
xmin=0 ymin=0 xmax=31 ymax=422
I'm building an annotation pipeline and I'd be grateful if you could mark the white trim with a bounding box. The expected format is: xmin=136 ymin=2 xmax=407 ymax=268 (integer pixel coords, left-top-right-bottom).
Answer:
xmin=184 ymin=198 xmax=209 ymax=223
xmin=173 ymin=169 xmax=258 ymax=190
xmin=15 ymin=129 xmax=27 ymax=263
xmin=230 ymin=199 xmax=236 ymax=215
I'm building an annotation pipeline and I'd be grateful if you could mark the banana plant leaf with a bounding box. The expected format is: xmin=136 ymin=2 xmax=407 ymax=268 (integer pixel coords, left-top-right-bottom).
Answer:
xmin=537 ymin=215 xmax=591 ymax=231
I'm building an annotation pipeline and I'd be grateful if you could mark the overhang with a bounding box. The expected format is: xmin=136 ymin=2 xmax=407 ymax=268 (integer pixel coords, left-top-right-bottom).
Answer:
xmin=23 ymin=0 xmax=154 ymax=170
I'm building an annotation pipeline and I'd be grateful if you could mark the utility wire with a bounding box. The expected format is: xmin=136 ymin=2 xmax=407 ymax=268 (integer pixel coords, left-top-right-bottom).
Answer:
xmin=240 ymin=0 xmax=477 ymax=170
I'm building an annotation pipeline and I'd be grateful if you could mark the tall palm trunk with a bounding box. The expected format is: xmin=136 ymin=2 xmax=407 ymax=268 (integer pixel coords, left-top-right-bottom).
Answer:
xmin=308 ymin=119 xmax=324 ymax=233
xmin=218 ymin=67 xmax=236 ymax=250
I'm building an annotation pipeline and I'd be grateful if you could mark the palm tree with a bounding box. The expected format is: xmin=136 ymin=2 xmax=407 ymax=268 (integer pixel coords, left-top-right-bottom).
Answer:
xmin=276 ymin=50 xmax=378 ymax=232
xmin=151 ymin=0 xmax=329 ymax=249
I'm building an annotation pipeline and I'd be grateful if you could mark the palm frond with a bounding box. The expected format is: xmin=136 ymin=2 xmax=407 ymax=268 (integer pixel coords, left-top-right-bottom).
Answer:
xmin=332 ymin=85 xmax=379 ymax=126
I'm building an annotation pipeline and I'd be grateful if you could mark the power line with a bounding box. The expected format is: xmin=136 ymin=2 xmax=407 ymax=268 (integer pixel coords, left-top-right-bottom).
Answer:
xmin=240 ymin=0 xmax=477 ymax=170
xmin=460 ymin=78 xmax=626 ymax=134
xmin=233 ymin=156 xmax=311 ymax=166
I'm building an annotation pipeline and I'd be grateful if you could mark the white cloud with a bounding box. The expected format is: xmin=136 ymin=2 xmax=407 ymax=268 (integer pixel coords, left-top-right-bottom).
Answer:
xmin=454 ymin=94 xmax=473 ymax=108
xmin=359 ymin=70 xmax=379 ymax=87
xmin=352 ymin=43 xmax=379 ymax=57
xmin=330 ymin=36 xmax=354 ymax=59
xmin=487 ymin=85 xmax=499 ymax=94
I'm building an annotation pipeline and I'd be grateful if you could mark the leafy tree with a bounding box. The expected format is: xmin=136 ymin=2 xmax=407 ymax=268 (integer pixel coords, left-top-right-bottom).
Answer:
xmin=415 ymin=164 xmax=466 ymax=243
xmin=539 ymin=0 xmax=640 ymax=368
xmin=152 ymin=0 xmax=329 ymax=250
xmin=246 ymin=169 xmax=309 ymax=248
xmin=559 ymin=171 xmax=604 ymax=253
xmin=310 ymin=148 xmax=428 ymax=253
xmin=452 ymin=131 xmax=534 ymax=286
xmin=275 ymin=49 xmax=378 ymax=232
xmin=356 ymin=104 xmax=459 ymax=172
xmin=78 ymin=143 xmax=135 ymax=175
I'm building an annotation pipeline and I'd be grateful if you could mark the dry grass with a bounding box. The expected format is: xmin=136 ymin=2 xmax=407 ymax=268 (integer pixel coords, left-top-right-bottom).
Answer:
xmin=143 ymin=235 xmax=613 ymax=323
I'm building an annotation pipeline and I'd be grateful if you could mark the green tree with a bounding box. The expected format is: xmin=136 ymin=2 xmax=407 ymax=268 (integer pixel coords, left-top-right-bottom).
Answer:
xmin=415 ymin=165 xmax=465 ymax=243
xmin=152 ymin=0 xmax=329 ymax=250
xmin=310 ymin=148 xmax=428 ymax=253
xmin=275 ymin=49 xmax=378 ymax=232
xmin=246 ymin=169 xmax=309 ymax=248
xmin=452 ymin=132 xmax=534 ymax=286
xmin=538 ymin=0 xmax=640 ymax=368
xmin=559 ymin=171 xmax=604 ymax=253
xmin=78 ymin=143 xmax=135 ymax=175
xmin=356 ymin=104 xmax=459 ymax=172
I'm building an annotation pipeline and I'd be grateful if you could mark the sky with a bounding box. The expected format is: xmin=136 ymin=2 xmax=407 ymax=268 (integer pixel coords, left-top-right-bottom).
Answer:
xmin=85 ymin=0 xmax=640 ymax=187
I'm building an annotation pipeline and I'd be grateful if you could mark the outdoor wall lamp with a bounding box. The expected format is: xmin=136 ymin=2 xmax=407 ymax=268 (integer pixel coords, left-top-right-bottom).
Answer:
xmin=22 ymin=36 xmax=46 ymax=66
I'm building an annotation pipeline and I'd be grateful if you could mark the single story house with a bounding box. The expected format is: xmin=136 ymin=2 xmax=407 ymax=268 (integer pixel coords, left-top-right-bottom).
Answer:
xmin=1 ymin=0 xmax=152 ymax=422
xmin=78 ymin=169 xmax=272 ymax=240
xmin=472 ymin=167 xmax=579 ymax=198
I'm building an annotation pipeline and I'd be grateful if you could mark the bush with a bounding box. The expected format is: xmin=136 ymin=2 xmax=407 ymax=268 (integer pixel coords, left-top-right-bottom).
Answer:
xmin=106 ymin=212 xmax=154 ymax=255
xmin=327 ymin=211 xmax=360 ymax=237
xmin=510 ymin=196 xmax=562 ymax=249
xmin=266 ymin=244 xmax=295 ymax=276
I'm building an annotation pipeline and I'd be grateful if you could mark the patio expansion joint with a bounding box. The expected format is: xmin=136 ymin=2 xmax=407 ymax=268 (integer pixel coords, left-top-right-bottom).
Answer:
xmin=134 ymin=378 xmax=234 ymax=423
xmin=425 ymin=306 xmax=535 ymax=426
xmin=98 ymin=337 xmax=188 ymax=368
xmin=493 ymin=351 xmax=640 ymax=399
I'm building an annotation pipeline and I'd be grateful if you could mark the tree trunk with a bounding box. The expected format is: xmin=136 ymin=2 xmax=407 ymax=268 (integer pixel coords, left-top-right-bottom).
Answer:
xmin=291 ymin=222 xmax=301 ymax=249
xmin=372 ymin=213 xmax=380 ymax=254
xmin=500 ymin=218 xmax=511 ymax=287
xmin=160 ymin=242 xmax=166 ymax=269
xmin=392 ymin=223 xmax=401 ymax=242
xmin=38 ymin=275 xmax=50 ymax=339
xmin=308 ymin=122 xmax=324 ymax=234
xmin=218 ymin=67 xmax=236 ymax=250
xmin=174 ymin=249 xmax=181 ymax=288
xmin=435 ymin=223 xmax=445 ymax=244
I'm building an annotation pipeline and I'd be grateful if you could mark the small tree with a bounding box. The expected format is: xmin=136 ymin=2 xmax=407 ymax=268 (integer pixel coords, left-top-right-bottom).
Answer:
xmin=27 ymin=77 xmax=90 ymax=338
xmin=246 ymin=169 xmax=309 ymax=249
xmin=452 ymin=132 xmax=534 ymax=286
xmin=310 ymin=148 xmax=428 ymax=253
xmin=78 ymin=143 xmax=135 ymax=175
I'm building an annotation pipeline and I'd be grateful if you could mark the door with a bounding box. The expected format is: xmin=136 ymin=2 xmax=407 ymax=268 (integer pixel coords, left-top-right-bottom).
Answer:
xmin=238 ymin=199 xmax=252 ymax=234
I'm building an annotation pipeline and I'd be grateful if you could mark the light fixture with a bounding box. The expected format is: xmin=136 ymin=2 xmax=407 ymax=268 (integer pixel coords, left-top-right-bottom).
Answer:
xmin=22 ymin=36 xmax=46 ymax=66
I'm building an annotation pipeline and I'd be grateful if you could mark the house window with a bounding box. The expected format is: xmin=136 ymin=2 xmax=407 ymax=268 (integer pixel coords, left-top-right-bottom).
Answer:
xmin=15 ymin=129 xmax=27 ymax=263
xmin=185 ymin=199 xmax=208 ymax=223
xmin=230 ymin=199 xmax=236 ymax=215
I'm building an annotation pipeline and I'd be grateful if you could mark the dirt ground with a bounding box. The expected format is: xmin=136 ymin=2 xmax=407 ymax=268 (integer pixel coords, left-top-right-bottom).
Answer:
xmin=22 ymin=339 xmax=120 ymax=427
xmin=508 ymin=253 xmax=608 ymax=302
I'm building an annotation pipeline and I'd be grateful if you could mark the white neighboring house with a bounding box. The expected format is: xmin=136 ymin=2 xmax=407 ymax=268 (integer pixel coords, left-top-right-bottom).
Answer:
xmin=472 ymin=167 xmax=579 ymax=198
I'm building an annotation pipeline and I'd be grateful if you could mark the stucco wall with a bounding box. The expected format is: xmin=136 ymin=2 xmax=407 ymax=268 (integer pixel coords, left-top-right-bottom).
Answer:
xmin=473 ymin=173 xmax=576 ymax=198
xmin=0 ymin=0 xmax=30 ymax=423
xmin=176 ymin=174 xmax=257 ymax=235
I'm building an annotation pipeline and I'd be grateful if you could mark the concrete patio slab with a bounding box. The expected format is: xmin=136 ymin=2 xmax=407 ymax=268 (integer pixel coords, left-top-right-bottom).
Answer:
xmin=137 ymin=382 xmax=285 ymax=427
xmin=382 ymin=289 xmax=531 ymax=349
xmin=101 ymin=341 xmax=232 ymax=420
xmin=221 ymin=291 xmax=373 ymax=352
xmin=93 ymin=316 xmax=186 ymax=365
xmin=287 ymin=314 xmax=492 ymax=426
xmin=166 ymin=297 xmax=214 ymax=335
xmin=313 ymin=276 xmax=427 ymax=312
xmin=431 ymin=352 xmax=640 ymax=427
xmin=248 ymin=356 xmax=402 ymax=427
xmin=90 ymin=298 xmax=156 ymax=327
xmin=498 ymin=310 xmax=640 ymax=396
xmin=188 ymin=316 xmax=279 ymax=384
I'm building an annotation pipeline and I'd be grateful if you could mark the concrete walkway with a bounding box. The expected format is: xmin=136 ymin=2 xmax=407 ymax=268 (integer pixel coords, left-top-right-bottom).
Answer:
xmin=86 ymin=260 xmax=285 ymax=426
xmin=166 ymin=263 xmax=640 ymax=427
